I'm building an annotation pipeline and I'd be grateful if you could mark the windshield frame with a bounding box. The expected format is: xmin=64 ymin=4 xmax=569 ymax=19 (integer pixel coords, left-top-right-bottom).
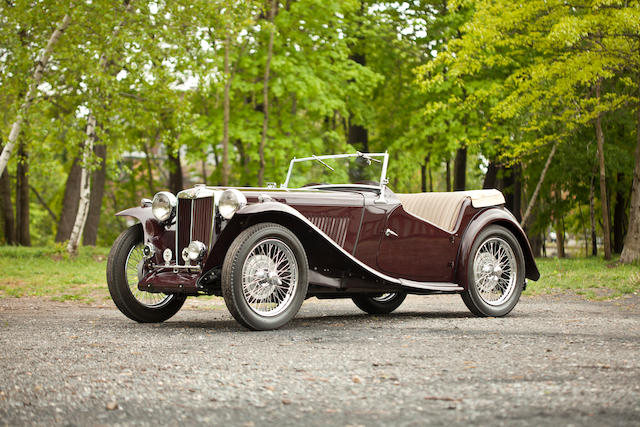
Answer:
xmin=282 ymin=152 xmax=389 ymax=189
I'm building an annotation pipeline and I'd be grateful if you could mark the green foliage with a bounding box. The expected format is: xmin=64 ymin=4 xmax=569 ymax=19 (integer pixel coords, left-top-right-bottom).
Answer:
xmin=0 ymin=0 xmax=637 ymax=252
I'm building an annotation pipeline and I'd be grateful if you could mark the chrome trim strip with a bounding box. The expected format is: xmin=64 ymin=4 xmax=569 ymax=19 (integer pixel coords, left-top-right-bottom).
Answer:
xmin=189 ymin=198 xmax=194 ymax=243
xmin=175 ymin=198 xmax=179 ymax=263
xmin=398 ymin=279 xmax=463 ymax=292
xmin=151 ymin=264 xmax=201 ymax=272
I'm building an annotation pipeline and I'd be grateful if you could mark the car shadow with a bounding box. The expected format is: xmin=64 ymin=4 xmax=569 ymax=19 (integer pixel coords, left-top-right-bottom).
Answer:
xmin=157 ymin=309 xmax=477 ymax=332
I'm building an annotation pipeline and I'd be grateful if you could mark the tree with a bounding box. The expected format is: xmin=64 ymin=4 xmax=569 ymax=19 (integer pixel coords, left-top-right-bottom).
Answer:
xmin=0 ymin=13 xmax=72 ymax=177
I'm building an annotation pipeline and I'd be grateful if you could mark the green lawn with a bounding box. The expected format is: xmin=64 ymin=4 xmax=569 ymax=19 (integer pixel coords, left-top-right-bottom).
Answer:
xmin=528 ymin=256 xmax=640 ymax=299
xmin=0 ymin=246 xmax=110 ymax=303
xmin=0 ymin=246 xmax=638 ymax=303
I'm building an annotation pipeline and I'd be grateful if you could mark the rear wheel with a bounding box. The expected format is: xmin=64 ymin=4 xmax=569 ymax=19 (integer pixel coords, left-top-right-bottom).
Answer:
xmin=461 ymin=225 xmax=524 ymax=317
xmin=222 ymin=223 xmax=308 ymax=331
xmin=107 ymin=224 xmax=186 ymax=323
xmin=352 ymin=291 xmax=407 ymax=314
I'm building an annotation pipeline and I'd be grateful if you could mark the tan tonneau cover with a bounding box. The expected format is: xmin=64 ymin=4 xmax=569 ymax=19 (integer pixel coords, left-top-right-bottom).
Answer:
xmin=395 ymin=189 xmax=505 ymax=232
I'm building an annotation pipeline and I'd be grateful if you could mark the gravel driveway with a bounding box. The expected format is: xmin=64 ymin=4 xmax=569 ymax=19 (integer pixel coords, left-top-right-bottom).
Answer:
xmin=1 ymin=294 xmax=639 ymax=426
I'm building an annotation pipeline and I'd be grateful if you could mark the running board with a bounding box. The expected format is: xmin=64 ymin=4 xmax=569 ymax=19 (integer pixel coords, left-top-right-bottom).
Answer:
xmin=398 ymin=279 xmax=463 ymax=292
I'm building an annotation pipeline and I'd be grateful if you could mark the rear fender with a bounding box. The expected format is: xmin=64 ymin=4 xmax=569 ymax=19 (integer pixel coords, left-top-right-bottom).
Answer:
xmin=455 ymin=207 xmax=540 ymax=289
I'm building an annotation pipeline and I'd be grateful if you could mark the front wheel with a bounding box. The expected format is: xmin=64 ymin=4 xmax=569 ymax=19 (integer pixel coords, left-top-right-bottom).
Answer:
xmin=352 ymin=292 xmax=407 ymax=314
xmin=461 ymin=225 xmax=525 ymax=317
xmin=106 ymin=224 xmax=186 ymax=323
xmin=221 ymin=223 xmax=309 ymax=331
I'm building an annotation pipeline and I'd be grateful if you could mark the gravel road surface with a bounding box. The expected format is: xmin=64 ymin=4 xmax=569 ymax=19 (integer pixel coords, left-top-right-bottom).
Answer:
xmin=1 ymin=294 xmax=639 ymax=426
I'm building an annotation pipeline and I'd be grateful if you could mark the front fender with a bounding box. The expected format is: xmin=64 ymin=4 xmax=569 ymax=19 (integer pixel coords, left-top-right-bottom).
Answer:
xmin=202 ymin=202 xmax=401 ymax=289
xmin=455 ymin=207 xmax=540 ymax=289
xmin=116 ymin=207 xmax=171 ymax=254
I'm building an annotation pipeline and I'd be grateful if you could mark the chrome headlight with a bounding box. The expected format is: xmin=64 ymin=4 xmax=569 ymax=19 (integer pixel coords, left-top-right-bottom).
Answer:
xmin=219 ymin=189 xmax=247 ymax=219
xmin=186 ymin=241 xmax=207 ymax=261
xmin=152 ymin=191 xmax=177 ymax=222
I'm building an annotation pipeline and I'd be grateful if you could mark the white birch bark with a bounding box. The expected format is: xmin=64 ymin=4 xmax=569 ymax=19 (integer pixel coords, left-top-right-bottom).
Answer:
xmin=0 ymin=13 xmax=72 ymax=177
xmin=66 ymin=2 xmax=133 ymax=255
xmin=67 ymin=115 xmax=95 ymax=255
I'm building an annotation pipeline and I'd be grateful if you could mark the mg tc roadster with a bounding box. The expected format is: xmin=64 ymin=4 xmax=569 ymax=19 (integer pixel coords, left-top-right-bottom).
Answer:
xmin=107 ymin=152 xmax=539 ymax=330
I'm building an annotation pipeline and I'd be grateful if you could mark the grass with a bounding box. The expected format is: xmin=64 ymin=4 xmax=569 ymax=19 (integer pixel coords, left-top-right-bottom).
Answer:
xmin=525 ymin=256 xmax=640 ymax=299
xmin=0 ymin=246 xmax=639 ymax=303
xmin=0 ymin=245 xmax=110 ymax=303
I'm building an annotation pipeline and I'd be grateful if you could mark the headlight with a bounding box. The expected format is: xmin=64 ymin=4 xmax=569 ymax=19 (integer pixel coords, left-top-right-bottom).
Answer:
xmin=186 ymin=241 xmax=207 ymax=261
xmin=152 ymin=191 xmax=177 ymax=222
xmin=218 ymin=189 xmax=247 ymax=219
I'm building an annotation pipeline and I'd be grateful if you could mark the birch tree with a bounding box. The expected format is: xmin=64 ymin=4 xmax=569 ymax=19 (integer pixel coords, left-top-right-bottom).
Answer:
xmin=66 ymin=1 xmax=133 ymax=255
xmin=66 ymin=115 xmax=95 ymax=255
xmin=0 ymin=13 xmax=72 ymax=177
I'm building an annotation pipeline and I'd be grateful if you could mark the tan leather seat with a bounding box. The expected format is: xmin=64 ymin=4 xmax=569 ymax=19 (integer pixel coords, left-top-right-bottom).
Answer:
xmin=395 ymin=190 xmax=504 ymax=232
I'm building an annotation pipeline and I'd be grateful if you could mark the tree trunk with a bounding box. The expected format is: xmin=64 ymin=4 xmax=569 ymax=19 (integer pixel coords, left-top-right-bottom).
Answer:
xmin=613 ymin=173 xmax=626 ymax=254
xmin=55 ymin=157 xmax=82 ymax=242
xmin=347 ymin=52 xmax=369 ymax=154
xmin=590 ymin=174 xmax=597 ymax=256
xmin=483 ymin=161 xmax=498 ymax=189
xmin=67 ymin=115 xmax=96 ymax=255
xmin=555 ymin=220 xmax=565 ymax=259
xmin=167 ymin=148 xmax=183 ymax=194
xmin=15 ymin=143 xmax=30 ymax=246
xmin=0 ymin=13 xmax=72 ymax=177
xmin=521 ymin=142 xmax=557 ymax=227
xmin=0 ymin=141 xmax=16 ymax=245
xmin=620 ymin=95 xmax=640 ymax=263
xmin=0 ymin=165 xmax=15 ymax=245
xmin=142 ymin=140 xmax=156 ymax=195
xmin=445 ymin=158 xmax=451 ymax=192
xmin=30 ymin=184 xmax=57 ymax=223
xmin=221 ymin=35 xmax=231 ymax=187
xmin=83 ymin=143 xmax=107 ymax=246
xmin=595 ymin=79 xmax=612 ymax=260
xmin=258 ymin=0 xmax=275 ymax=187
xmin=513 ymin=165 xmax=522 ymax=222
xmin=421 ymin=155 xmax=430 ymax=192
xmin=453 ymin=146 xmax=467 ymax=191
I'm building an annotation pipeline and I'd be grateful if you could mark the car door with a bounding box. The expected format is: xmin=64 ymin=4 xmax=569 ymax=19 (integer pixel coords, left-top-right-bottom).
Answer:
xmin=376 ymin=205 xmax=457 ymax=282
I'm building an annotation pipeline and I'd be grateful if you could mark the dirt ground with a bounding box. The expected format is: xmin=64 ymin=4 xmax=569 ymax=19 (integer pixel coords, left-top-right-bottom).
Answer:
xmin=1 ymin=293 xmax=639 ymax=426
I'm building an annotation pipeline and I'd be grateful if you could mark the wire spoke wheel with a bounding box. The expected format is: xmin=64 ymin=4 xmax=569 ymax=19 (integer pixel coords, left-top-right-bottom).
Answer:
xmin=222 ymin=223 xmax=308 ymax=330
xmin=241 ymin=238 xmax=299 ymax=317
xmin=352 ymin=291 xmax=407 ymax=315
xmin=124 ymin=243 xmax=173 ymax=308
xmin=472 ymin=237 xmax=517 ymax=306
xmin=108 ymin=224 xmax=185 ymax=323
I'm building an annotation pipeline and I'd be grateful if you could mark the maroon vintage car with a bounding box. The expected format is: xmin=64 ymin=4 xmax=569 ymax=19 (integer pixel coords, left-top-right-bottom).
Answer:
xmin=107 ymin=152 xmax=539 ymax=330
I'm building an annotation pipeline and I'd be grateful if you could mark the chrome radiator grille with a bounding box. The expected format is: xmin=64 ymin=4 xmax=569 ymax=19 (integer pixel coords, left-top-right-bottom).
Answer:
xmin=176 ymin=197 xmax=214 ymax=264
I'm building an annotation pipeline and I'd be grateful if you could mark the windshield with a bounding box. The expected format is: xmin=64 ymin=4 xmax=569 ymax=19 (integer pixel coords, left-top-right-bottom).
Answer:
xmin=284 ymin=153 xmax=388 ymax=189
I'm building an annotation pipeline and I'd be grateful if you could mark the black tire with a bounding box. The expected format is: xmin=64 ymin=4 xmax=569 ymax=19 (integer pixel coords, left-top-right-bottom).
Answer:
xmin=106 ymin=224 xmax=186 ymax=323
xmin=461 ymin=225 xmax=525 ymax=317
xmin=221 ymin=223 xmax=308 ymax=331
xmin=352 ymin=292 xmax=407 ymax=314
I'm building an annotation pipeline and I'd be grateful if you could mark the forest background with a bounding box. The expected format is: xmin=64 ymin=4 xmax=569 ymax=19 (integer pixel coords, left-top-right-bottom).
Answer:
xmin=1 ymin=0 xmax=639 ymax=264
